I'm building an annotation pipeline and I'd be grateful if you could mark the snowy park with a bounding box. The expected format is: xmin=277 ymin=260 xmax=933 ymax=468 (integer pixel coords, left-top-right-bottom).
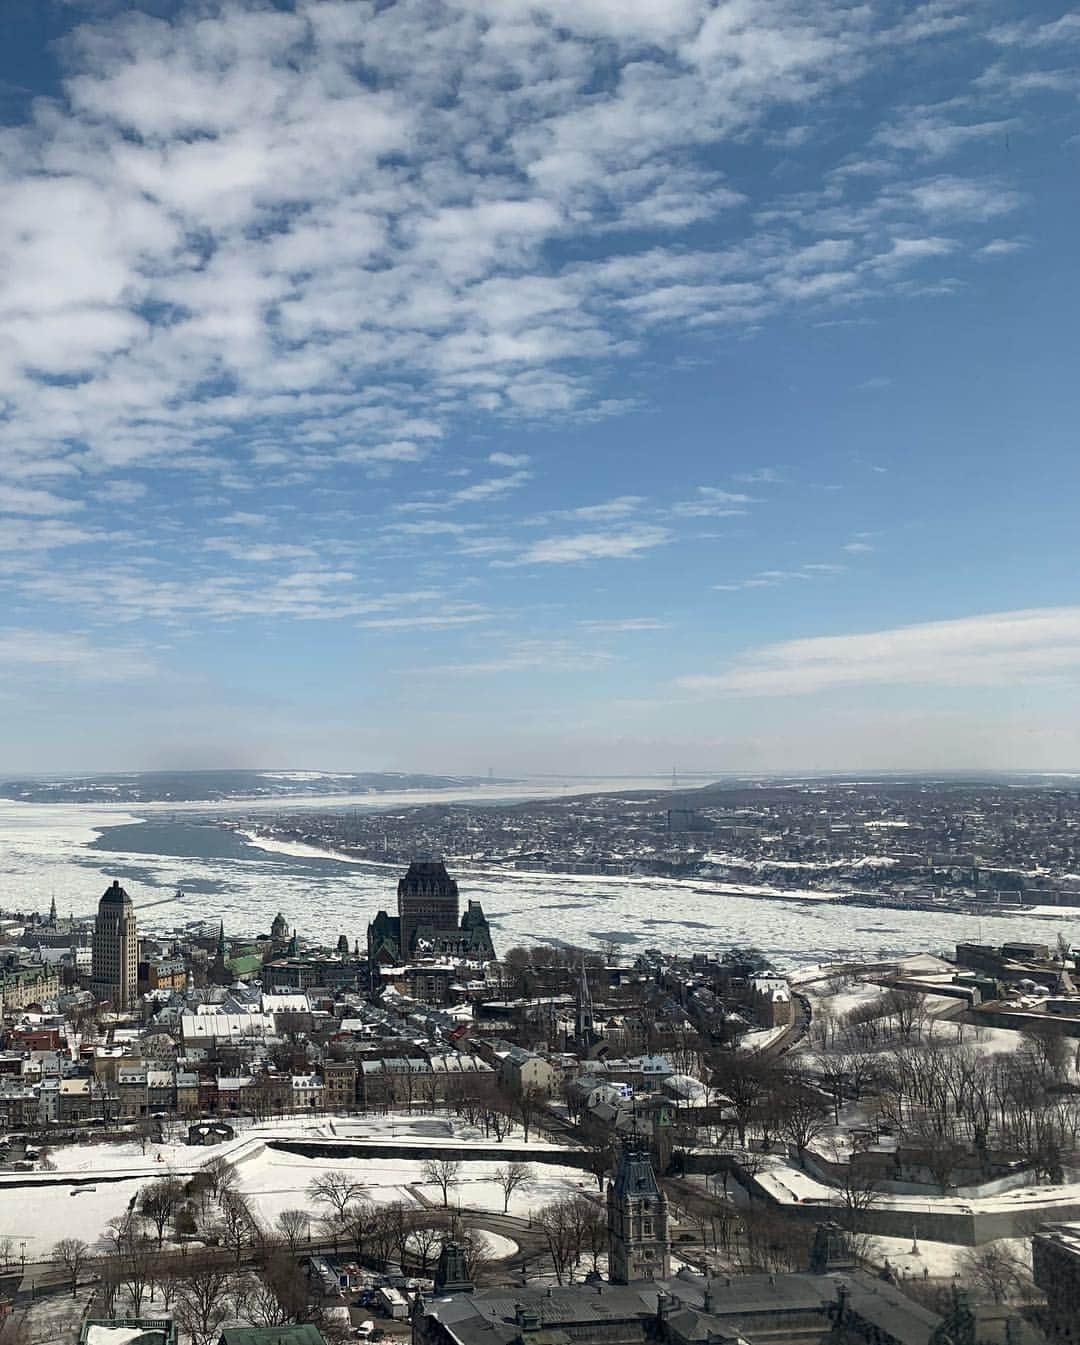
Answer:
xmin=0 ymin=1112 xmax=589 ymax=1258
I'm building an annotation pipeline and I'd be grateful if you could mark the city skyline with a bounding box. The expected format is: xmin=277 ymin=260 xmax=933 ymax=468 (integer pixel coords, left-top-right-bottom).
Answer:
xmin=1 ymin=1 xmax=1078 ymax=774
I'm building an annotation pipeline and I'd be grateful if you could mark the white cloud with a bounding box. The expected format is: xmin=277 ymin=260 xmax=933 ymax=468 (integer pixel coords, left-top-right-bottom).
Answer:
xmin=875 ymin=110 xmax=1016 ymax=160
xmin=488 ymin=452 xmax=531 ymax=468
xmin=0 ymin=0 xmax=1036 ymax=499
xmin=0 ymin=628 xmax=156 ymax=682
xmin=677 ymin=606 xmax=1080 ymax=697
xmin=204 ymin=539 xmax=314 ymax=563
xmin=357 ymin=611 xmax=490 ymax=631
xmin=989 ymin=15 xmax=1080 ymax=49
xmin=219 ymin=511 xmax=268 ymax=527
xmin=672 ymin=487 xmax=756 ymax=518
xmin=502 ymin=525 xmax=671 ymax=565
xmin=93 ymin=480 xmax=149 ymax=505
xmin=734 ymin=467 xmax=784 ymax=484
xmin=977 ymin=238 xmax=1027 ymax=259
xmin=422 ymin=639 xmax=613 ymax=676
xmin=563 ymin=496 xmax=644 ymax=521
xmin=714 ymin=563 xmax=844 ymax=592
xmin=0 ymin=485 xmax=83 ymax=516
xmin=579 ymin=617 xmax=670 ymax=632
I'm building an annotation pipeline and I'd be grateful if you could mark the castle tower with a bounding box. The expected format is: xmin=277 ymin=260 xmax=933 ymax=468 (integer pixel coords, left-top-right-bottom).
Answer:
xmin=91 ymin=880 xmax=138 ymax=1010
xmin=606 ymin=1140 xmax=669 ymax=1283
xmin=397 ymin=860 xmax=459 ymax=956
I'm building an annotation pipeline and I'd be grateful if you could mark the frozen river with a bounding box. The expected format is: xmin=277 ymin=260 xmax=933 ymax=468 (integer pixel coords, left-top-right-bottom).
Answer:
xmin=1 ymin=796 xmax=1077 ymax=970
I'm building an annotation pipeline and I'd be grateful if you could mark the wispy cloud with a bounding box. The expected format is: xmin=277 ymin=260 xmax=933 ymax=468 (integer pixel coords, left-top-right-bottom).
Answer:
xmin=422 ymin=640 xmax=613 ymax=677
xmin=678 ymin=606 xmax=1080 ymax=697
xmin=562 ymin=497 xmax=644 ymax=522
xmin=714 ymin=563 xmax=844 ymax=592
xmin=672 ymin=487 xmax=756 ymax=518
xmin=499 ymin=525 xmax=671 ymax=566
xmin=579 ymin=617 xmax=670 ymax=632
xmin=0 ymin=485 xmax=83 ymax=516
xmin=0 ymin=628 xmax=156 ymax=682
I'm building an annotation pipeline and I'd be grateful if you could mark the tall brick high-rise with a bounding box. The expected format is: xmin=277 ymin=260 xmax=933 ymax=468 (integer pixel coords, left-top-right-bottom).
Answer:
xmin=91 ymin=880 xmax=138 ymax=1010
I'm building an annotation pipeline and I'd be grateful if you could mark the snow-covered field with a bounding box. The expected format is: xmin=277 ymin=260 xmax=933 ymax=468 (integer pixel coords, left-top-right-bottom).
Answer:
xmin=0 ymin=1114 xmax=586 ymax=1255
xmin=5 ymin=799 xmax=1078 ymax=966
xmin=865 ymin=1234 xmax=1032 ymax=1281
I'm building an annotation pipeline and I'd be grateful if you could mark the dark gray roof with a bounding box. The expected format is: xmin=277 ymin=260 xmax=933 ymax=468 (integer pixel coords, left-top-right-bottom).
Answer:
xmin=611 ymin=1145 xmax=661 ymax=1201
xmin=100 ymin=880 xmax=133 ymax=906
xmin=422 ymin=1269 xmax=941 ymax=1345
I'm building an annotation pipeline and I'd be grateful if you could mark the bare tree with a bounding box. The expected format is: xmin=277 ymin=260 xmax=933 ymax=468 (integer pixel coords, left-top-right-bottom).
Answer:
xmin=342 ymin=1199 xmax=374 ymax=1263
xmin=200 ymin=1153 xmax=236 ymax=1201
xmin=423 ymin=1157 xmax=462 ymax=1208
xmin=910 ymin=1116 xmax=968 ymax=1195
xmin=149 ymin=1255 xmax=181 ymax=1313
xmin=140 ymin=1176 xmax=183 ymax=1248
xmin=512 ymin=1087 xmax=543 ymax=1142
xmin=957 ymin=1243 xmax=1032 ymax=1304
xmin=779 ymin=1074 xmax=831 ymax=1165
xmin=308 ymin=1169 xmax=366 ymax=1223
xmin=407 ymin=1223 xmax=443 ymax=1275
xmin=276 ymin=1208 xmax=311 ymax=1256
xmin=318 ymin=1210 xmax=347 ymax=1256
xmin=52 ymin=1238 xmax=90 ymax=1297
xmin=234 ymin=1253 xmax=308 ymax=1326
xmin=535 ymin=1196 xmax=585 ymax=1285
xmin=0 ymin=1312 xmax=32 ymax=1345
xmin=457 ymin=1227 xmax=494 ymax=1282
xmin=494 ymin=1161 xmax=532 ymax=1214
xmin=118 ymin=1231 xmax=157 ymax=1316
xmin=102 ymin=1209 xmax=142 ymax=1258
xmin=828 ymin=1156 xmax=883 ymax=1259
xmin=573 ymin=1196 xmax=607 ymax=1274
xmin=220 ymin=1190 xmax=257 ymax=1264
xmin=383 ymin=1201 xmax=414 ymax=1271
xmin=175 ymin=1255 xmax=234 ymax=1345
xmin=882 ymin=987 xmax=927 ymax=1041
xmin=710 ymin=1050 xmax=782 ymax=1147
xmin=366 ymin=1207 xmax=396 ymax=1270
xmin=583 ymin=1139 xmax=613 ymax=1192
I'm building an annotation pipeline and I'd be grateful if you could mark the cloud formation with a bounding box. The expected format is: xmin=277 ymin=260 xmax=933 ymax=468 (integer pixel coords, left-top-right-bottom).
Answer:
xmin=678 ymin=607 xmax=1080 ymax=697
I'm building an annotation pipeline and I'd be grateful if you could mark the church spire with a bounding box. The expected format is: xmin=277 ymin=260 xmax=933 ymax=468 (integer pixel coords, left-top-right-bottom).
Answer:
xmin=575 ymin=959 xmax=596 ymax=1046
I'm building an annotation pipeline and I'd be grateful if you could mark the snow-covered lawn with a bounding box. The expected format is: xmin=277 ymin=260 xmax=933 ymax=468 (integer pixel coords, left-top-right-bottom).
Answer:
xmin=0 ymin=1115 xmax=588 ymax=1254
xmin=416 ymin=1166 xmax=597 ymax=1219
xmin=3 ymin=1113 xmax=570 ymax=1187
xmin=0 ymin=1177 xmax=144 ymax=1255
xmin=865 ymin=1234 xmax=1032 ymax=1281
xmin=237 ymin=1147 xmax=589 ymax=1224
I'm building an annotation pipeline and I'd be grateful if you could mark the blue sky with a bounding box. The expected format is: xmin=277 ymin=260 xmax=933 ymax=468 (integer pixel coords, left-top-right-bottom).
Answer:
xmin=1 ymin=0 xmax=1079 ymax=775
